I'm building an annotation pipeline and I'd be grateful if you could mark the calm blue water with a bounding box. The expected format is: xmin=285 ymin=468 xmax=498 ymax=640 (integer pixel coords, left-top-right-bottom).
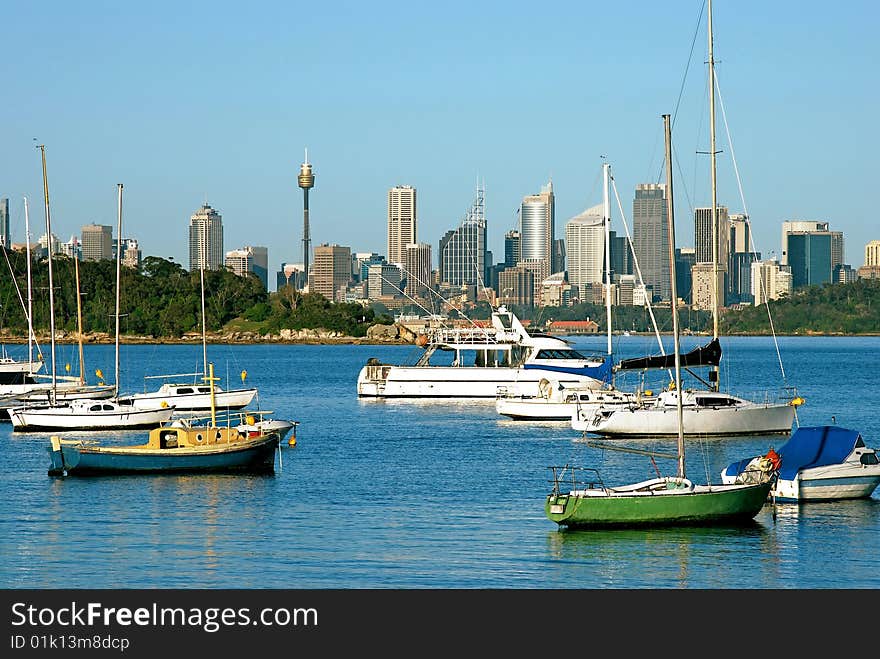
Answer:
xmin=1 ymin=335 xmax=878 ymax=589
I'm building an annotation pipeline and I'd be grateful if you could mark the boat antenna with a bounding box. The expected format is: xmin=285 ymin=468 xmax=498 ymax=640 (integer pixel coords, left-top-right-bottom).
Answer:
xmin=73 ymin=236 xmax=85 ymax=385
xmin=115 ymin=183 xmax=123 ymax=396
xmin=663 ymin=113 xmax=685 ymax=480
xmin=707 ymin=0 xmax=721 ymax=392
xmin=37 ymin=143 xmax=58 ymax=403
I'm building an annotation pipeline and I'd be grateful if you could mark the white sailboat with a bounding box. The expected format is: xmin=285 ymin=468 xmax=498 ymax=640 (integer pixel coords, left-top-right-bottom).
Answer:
xmin=572 ymin=2 xmax=799 ymax=439
xmin=9 ymin=183 xmax=175 ymax=431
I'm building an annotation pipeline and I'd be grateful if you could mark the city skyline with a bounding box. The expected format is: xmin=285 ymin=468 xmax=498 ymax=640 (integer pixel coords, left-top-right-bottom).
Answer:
xmin=1 ymin=1 xmax=876 ymax=275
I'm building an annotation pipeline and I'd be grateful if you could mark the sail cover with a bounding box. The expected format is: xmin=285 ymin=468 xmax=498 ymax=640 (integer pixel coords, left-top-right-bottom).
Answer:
xmin=616 ymin=338 xmax=722 ymax=371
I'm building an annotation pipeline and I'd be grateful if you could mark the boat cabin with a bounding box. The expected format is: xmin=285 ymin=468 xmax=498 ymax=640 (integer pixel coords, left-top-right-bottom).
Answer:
xmin=146 ymin=425 xmax=250 ymax=450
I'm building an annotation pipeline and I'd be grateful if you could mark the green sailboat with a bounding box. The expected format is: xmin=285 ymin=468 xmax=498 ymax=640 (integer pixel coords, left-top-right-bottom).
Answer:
xmin=545 ymin=109 xmax=774 ymax=529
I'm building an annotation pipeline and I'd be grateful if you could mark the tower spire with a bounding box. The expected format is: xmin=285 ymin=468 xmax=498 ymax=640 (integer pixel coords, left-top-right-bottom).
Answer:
xmin=298 ymin=149 xmax=315 ymax=291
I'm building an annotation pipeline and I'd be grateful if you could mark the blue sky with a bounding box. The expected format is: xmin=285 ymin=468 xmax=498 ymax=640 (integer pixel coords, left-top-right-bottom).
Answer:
xmin=2 ymin=1 xmax=877 ymax=289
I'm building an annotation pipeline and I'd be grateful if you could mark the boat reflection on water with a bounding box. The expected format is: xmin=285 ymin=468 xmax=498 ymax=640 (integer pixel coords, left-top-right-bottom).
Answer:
xmin=545 ymin=521 xmax=770 ymax=588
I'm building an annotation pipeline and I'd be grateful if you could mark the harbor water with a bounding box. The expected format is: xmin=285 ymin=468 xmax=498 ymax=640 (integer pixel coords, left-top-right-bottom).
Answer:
xmin=2 ymin=335 xmax=878 ymax=589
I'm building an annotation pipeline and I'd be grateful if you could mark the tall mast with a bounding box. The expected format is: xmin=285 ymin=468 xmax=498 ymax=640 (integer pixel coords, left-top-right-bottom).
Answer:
xmin=200 ymin=214 xmax=208 ymax=377
xmin=74 ymin=245 xmax=85 ymax=385
xmin=708 ymin=0 xmax=720 ymax=391
xmin=602 ymin=162 xmax=613 ymax=357
xmin=663 ymin=114 xmax=685 ymax=479
xmin=24 ymin=196 xmax=35 ymax=366
xmin=114 ymin=183 xmax=123 ymax=396
xmin=37 ymin=144 xmax=57 ymax=400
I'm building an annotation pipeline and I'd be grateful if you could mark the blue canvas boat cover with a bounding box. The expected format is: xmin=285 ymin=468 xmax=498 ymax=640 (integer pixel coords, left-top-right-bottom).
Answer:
xmin=776 ymin=426 xmax=861 ymax=481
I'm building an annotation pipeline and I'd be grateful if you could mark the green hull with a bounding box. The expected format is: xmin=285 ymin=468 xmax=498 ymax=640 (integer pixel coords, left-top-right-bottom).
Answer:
xmin=546 ymin=480 xmax=772 ymax=529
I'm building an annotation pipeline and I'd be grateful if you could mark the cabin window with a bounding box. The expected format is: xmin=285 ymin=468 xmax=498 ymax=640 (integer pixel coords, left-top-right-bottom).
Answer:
xmin=161 ymin=432 xmax=178 ymax=449
xmin=89 ymin=405 xmax=103 ymax=412
xmin=535 ymin=349 xmax=590 ymax=360
xmin=102 ymin=405 xmax=115 ymax=411
xmin=198 ymin=387 xmax=211 ymax=393
xmin=195 ymin=433 xmax=203 ymax=442
xmin=178 ymin=388 xmax=194 ymax=394
xmin=695 ymin=396 xmax=735 ymax=407
xmin=860 ymin=453 xmax=879 ymax=466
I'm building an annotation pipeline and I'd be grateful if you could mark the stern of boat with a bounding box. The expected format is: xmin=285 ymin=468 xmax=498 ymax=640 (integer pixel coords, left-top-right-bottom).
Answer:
xmin=357 ymin=361 xmax=390 ymax=397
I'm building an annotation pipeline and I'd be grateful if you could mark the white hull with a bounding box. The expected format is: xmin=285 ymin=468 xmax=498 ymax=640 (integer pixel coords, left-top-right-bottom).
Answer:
xmin=358 ymin=365 xmax=604 ymax=400
xmin=774 ymin=470 xmax=880 ymax=502
xmin=9 ymin=402 xmax=175 ymax=431
xmin=123 ymin=387 xmax=258 ymax=411
xmin=497 ymin=388 xmax=646 ymax=421
xmin=576 ymin=399 xmax=795 ymax=437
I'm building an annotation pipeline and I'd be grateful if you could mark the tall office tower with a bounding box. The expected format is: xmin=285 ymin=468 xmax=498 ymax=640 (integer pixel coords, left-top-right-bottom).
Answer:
xmin=438 ymin=185 xmax=486 ymax=287
xmin=353 ymin=252 xmax=385 ymax=283
xmin=675 ymin=247 xmax=696 ymax=304
xmin=632 ymin=183 xmax=670 ymax=301
xmin=309 ymin=243 xmax=351 ymax=302
xmin=780 ymin=220 xmax=828 ymax=265
xmin=752 ymin=259 xmax=792 ymax=305
xmin=387 ymin=185 xmax=417 ymax=266
xmin=520 ymin=180 xmax=554 ymax=283
xmin=497 ymin=264 xmax=536 ymax=308
xmin=609 ymin=231 xmax=633 ymax=279
xmin=188 ymin=203 xmax=224 ymax=271
xmin=694 ymin=206 xmax=730 ymax=264
xmin=0 ymin=198 xmax=9 ymax=247
xmin=729 ymin=213 xmax=750 ymax=254
xmin=565 ymin=204 xmax=605 ymax=298
xmin=830 ymin=231 xmax=844 ymax=272
xmin=298 ymin=150 xmax=315 ymax=289
xmin=225 ymin=245 xmax=269 ymax=289
xmin=787 ymin=231 xmax=832 ymax=288
xmin=404 ymin=243 xmax=432 ymax=298
xmin=866 ymin=240 xmax=880 ymax=267
xmin=81 ymin=223 xmax=113 ymax=261
xmin=551 ymin=238 xmax=566 ymax=275
xmin=727 ymin=213 xmax=752 ymax=302
xmin=504 ymin=230 xmax=521 ymax=267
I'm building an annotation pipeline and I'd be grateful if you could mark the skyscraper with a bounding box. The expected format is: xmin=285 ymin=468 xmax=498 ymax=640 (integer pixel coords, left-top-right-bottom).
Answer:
xmin=188 ymin=203 xmax=224 ymax=271
xmin=438 ymin=185 xmax=486 ymax=287
xmin=0 ymin=198 xmax=9 ymax=247
xmin=309 ymin=243 xmax=351 ymax=302
xmin=81 ymin=223 xmax=113 ymax=261
xmin=564 ymin=204 xmax=605 ymax=298
xmin=694 ymin=206 xmax=729 ymax=264
xmin=780 ymin=220 xmax=828 ymax=265
xmin=787 ymin=232 xmax=832 ymax=288
xmin=632 ymin=183 xmax=669 ymax=301
xmin=387 ymin=185 xmax=417 ymax=266
xmin=519 ymin=181 xmax=554 ymax=283
xmin=297 ymin=151 xmax=315 ymax=289
xmin=504 ymin=230 xmax=520 ymax=268
xmin=404 ymin=243 xmax=432 ymax=298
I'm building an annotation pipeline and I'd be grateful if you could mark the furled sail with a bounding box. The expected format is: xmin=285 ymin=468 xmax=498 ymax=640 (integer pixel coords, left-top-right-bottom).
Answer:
xmin=616 ymin=338 xmax=721 ymax=371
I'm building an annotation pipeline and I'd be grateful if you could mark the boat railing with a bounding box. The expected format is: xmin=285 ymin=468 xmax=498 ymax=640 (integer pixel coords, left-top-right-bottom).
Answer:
xmin=428 ymin=326 xmax=513 ymax=346
xmin=548 ymin=465 xmax=605 ymax=495
xmin=169 ymin=409 xmax=281 ymax=427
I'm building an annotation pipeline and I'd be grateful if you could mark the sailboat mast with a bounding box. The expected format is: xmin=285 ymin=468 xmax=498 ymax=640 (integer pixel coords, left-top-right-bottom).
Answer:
xmin=74 ymin=250 xmax=85 ymax=385
xmin=37 ymin=144 xmax=57 ymax=399
xmin=663 ymin=114 xmax=685 ymax=479
xmin=603 ymin=162 xmax=613 ymax=357
xmin=199 ymin=215 xmax=208 ymax=377
xmin=115 ymin=183 xmax=123 ymax=396
xmin=24 ymin=196 xmax=35 ymax=366
xmin=708 ymin=0 xmax=720 ymax=392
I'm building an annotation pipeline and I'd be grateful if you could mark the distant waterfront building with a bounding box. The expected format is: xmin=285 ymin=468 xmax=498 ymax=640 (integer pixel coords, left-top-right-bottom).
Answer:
xmin=519 ymin=181 xmax=554 ymax=283
xmin=835 ymin=264 xmax=857 ymax=284
xmin=751 ymin=259 xmax=792 ymax=305
xmin=504 ymin=230 xmax=521 ymax=268
xmin=780 ymin=220 xmax=827 ymax=266
xmin=691 ymin=264 xmax=726 ymax=311
xmin=787 ymin=231 xmax=832 ymax=289
xmin=121 ymin=239 xmax=142 ymax=269
xmin=60 ymin=235 xmax=80 ymax=260
xmin=865 ymin=240 xmax=880 ymax=267
xmin=404 ymin=243 xmax=432 ymax=298
xmin=225 ymin=245 xmax=269 ymax=289
xmin=438 ymin=186 xmax=487 ymax=288
xmin=37 ymin=232 xmax=63 ymax=257
xmin=188 ymin=203 xmax=224 ymax=271
xmin=498 ymin=264 xmax=536 ymax=308
xmin=565 ymin=204 xmax=605 ymax=300
xmin=276 ymin=262 xmax=303 ymax=291
xmin=387 ymin=185 xmax=417 ymax=266
xmin=0 ymin=198 xmax=9 ymax=247
xmin=367 ymin=262 xmax=402 ymax=299
xmin=675 ymin=247 xmax=695 ymax=304
xmin=632 ymin=183 xmax=669 ymax=300
xmin=609 ymin=231 xmax=633 ymax=280
xmin=81 ymin=223 xmax=113 ymax=261
xmin=310 ymin=244 xmax=352 ymax=302
xmin=694 ymin=206 xmax=730 ymax=265
xmin=352 ymin=252 xmax=385 ymax=283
